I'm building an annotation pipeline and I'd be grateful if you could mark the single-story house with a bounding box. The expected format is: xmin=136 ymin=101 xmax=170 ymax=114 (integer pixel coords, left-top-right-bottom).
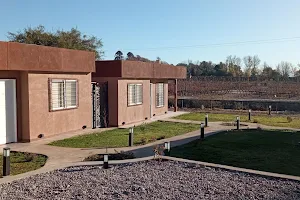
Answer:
xmin=0 ymin=41 xmax=95 ymax=144
xmin=92 ymin=60 xmax=186 ymax=127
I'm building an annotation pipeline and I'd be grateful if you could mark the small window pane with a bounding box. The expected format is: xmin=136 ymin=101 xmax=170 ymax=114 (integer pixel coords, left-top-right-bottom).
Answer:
xmin=156 ymin=83 xmax=164 ymax=107
xmin=66 ymin=81 xmax=77 ymax=107
xmin=50 ymin=79 xmax=78 ymax=111
xmin=128 ymin=83 xmax=143 ymax=106
xmin=51 ymin=81 xmax=64 ymax=110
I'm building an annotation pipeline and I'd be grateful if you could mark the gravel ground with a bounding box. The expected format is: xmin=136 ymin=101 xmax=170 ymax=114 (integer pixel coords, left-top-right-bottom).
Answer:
xmin=0 ymin=161 xmax=299 ymax=200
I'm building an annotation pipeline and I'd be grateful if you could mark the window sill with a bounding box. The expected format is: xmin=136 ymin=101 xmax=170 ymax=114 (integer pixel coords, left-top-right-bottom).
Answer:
xmin=50 ymin=106 xmax=78 ymax=112
xmin=127 ymin=103 xmax=143 ymax=107
xmin=156 ymin=105 xmax=164 ymax=108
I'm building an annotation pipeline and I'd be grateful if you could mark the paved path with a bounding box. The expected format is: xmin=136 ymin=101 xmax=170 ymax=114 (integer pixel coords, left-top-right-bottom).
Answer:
xmin=0 ymin=114 xmax=299 ymax=183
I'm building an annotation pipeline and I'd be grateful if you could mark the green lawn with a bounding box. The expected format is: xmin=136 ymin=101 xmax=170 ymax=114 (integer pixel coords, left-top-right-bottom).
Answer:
xmin=0 ymin=151 xmax=47 ymax=176
xmin=49 ymin=121 xmax=199 ymax=148
xmin=174 ymin=112 xmax=300 ymax=128
xmin=170 ymin=130 xmax=300 ymax=176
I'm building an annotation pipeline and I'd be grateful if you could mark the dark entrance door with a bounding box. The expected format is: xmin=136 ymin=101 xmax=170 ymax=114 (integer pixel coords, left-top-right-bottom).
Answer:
xmin=91 ymin=82 xmax=109 ymax=128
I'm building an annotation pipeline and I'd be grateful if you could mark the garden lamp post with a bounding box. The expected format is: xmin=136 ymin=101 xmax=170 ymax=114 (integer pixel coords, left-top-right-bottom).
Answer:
xmin=103 ymin=154 xmax=109 ymax=169
xmin=164 ymin=142 xmax=171 ymax=156
xmin=248 ymin=109 xmax=251 ymax=121
xmin=205 ymin=114 xmax=208 ymax=127
xmin=200 ymin=123 xmax=205 ymax=140
xmin=129 ymin=127 xmax=134 ymax=147
xmin=3 ymin=148 xmax=10 ymax=176
xmin=236 ymin=116 xmax=240 ymax=130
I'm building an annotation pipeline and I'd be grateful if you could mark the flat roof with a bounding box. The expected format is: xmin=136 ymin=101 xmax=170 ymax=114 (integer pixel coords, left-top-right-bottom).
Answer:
xmin=0 ymin=41 xmax=95 ymax=73
xmin=93 ymin=60 xmax=186 ymax=79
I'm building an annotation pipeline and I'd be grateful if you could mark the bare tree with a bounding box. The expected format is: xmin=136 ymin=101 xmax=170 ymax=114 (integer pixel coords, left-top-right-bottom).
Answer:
xmin=251 ymin=55 xmax=261 ymax=77
xmin=293 ymin=64 xmax=300 ymax=77
xmin=276 ymin=61 xmax=293 ymax=78
xmin=226 ymin=55 xmax=241 ymax=67
xmin=243 ymin=56 xmax=253 ymax=77
xmin=226 ymin=55 xmax=242 ymax=76
xmin=243 ymin=55 xmax=260 ymax=77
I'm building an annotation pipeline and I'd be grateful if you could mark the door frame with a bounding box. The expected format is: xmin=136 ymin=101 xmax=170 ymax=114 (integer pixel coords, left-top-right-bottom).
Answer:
xmin=150 ymin=83 xmax=153 ymax=118
xmin=0 ymin=79 xmax=17 ymax=144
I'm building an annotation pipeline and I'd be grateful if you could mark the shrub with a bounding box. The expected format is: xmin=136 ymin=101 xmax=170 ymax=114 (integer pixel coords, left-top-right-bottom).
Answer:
xmin=140 ymin=137 xmax=148 ymax=145
xmin=153 ymin=144 xmax=165 ymax=161
xmin=157 ymin=135 xmax=166 ymax=140
xmin=149 ymin=136 xmax=157 ymax=142
xmin=287 ymin=116 xmax=293 ymax=123
xmin=83 ymin=151 xmax=135 ymax=161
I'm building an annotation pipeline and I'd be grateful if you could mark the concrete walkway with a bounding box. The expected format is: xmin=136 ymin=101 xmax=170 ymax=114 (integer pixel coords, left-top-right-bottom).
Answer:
xmin=0 ymin=114 xmax=299 ymax=183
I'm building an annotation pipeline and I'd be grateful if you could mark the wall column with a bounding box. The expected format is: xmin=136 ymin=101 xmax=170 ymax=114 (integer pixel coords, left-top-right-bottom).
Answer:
xmin=174 ymin=79 xmax=178 ymax=112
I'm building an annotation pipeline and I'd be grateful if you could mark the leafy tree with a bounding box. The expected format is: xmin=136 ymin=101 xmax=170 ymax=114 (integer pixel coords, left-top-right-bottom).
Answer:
xmin=135 ymin=55 xmax=151 ymax=62
xmin=200 ymin=61 xmax=215 ymax=76
xmin=214 ymin=62 xmax=229 ymax=76
xmin=126 ymin=52 xmax=135 ymax=60
xmin=8 ymin=25 xmax=103 ymax=59
xmin=261 ymin=62 xmax=281 ymax=80
xmin=114 ymin=50 xmax=124 ymax=60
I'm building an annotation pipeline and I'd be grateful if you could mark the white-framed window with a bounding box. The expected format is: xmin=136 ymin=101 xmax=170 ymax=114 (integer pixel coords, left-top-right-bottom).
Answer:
xmin=49 ymin=79 xmax=78 ymax=111
xmin=156 ymin=83 xmax=164 ymax=107
xmin=128 ymin=83 xmax=143 ymax=106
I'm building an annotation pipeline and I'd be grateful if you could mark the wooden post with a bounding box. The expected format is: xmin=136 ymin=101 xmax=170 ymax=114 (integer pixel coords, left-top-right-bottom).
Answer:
xmin=174 ymin=79 xmax=178 ymax=112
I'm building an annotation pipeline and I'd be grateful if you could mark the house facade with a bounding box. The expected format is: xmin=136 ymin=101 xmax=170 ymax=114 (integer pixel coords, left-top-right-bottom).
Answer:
xmin=92 ymin=60 xmax=186 ymax=127
xmin=0 ymin=41 xmax=95 ymax=143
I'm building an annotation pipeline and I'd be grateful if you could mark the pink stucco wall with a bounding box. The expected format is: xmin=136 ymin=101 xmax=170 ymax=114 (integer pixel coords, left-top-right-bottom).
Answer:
xmin=26 ymin=72 xmax=92 ymax=140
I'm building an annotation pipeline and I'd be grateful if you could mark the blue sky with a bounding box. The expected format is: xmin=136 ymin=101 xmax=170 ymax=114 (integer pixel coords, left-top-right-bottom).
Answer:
xmin=0 ymin=0 xmax=299 ymax=67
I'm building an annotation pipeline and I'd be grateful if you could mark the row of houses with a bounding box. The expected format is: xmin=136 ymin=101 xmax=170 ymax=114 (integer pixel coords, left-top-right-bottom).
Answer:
xmin=0 ymin=41 xmax=186 ymax=144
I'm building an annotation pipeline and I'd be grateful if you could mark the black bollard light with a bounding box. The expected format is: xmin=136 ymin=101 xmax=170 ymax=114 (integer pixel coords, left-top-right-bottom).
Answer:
xmin=129 ymin=127 xmax=134 ymax=147
xmin=103 ymin=154 xmax=109 ymax=169
xmin=200 ymin=123 xmax=205 ymax=140
xmin=268 ymin=105 xmax=271 ymax=115
xmin=248 ymin=109 xmax=251 ymax=121
xmin=236 ymin=116 xmax=240 ymax=130
xmin=3 ymin=148 xmax=10 ymax=176
xmin=164 ymin=142 xmax=171 ymax=156
xmin=205 ymin=114 xmax=208 ymax=127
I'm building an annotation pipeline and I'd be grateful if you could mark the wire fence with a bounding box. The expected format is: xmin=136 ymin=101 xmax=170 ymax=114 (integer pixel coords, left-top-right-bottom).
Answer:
xmin=169 ymin=76 xmax=300 ymax=100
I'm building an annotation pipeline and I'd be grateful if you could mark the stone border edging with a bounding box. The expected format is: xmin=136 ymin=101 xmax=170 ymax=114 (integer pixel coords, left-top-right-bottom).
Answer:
xmin=71 ymin=155 xmax=300 ymax=182
xmin=1 ymin=126 xmax=299 ymax=184
xmin=161 ymin=156 xmax=300 ymax=182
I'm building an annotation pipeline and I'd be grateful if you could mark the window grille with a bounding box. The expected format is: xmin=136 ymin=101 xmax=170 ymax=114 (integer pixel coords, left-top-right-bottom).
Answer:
xmin=50 ymin=79 xmax=78 ymax=111
xmin=156 ymin=83 xmax=164 ymax=107
xmin=128 ymin=83 xmax=143 ymax=106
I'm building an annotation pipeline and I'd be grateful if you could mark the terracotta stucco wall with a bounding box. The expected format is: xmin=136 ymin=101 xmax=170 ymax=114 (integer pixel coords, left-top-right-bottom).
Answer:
xmin=92 ymin=77 xmax=119 ymax=127
xmin=0 ymin=41 xmax=95 ymax=72
xmin=27 ymin=72 xmax=92 ymax=140
xmin=94 ymin=60 xmax=187 ymax=79
xmin=151 ymin=80 xmax=168 ymax=117
xmin=118 ymin=79 xmax=151 ymax=126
